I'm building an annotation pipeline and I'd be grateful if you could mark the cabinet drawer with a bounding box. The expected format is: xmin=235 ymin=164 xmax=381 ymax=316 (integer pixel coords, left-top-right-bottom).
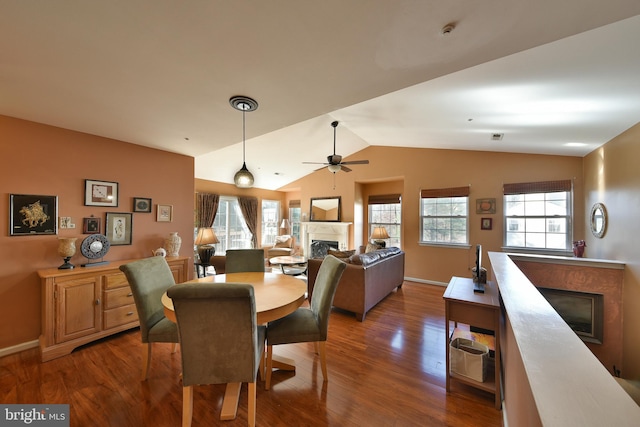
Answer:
xmin=104 ymin=272 xmax=129 ymax=290
xmin=103 ymin=304 xmax=138 ymax=329
xmin=103 ymin=286 xmax=135 ymax=309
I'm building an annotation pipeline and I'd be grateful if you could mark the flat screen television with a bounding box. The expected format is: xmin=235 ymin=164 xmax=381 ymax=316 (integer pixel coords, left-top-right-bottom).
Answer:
xmin=473 ymin=244 xmax=486 ymax=293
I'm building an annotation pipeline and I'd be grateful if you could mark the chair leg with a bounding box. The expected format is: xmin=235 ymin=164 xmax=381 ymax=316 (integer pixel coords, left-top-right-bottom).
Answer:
xmin=248 ymin=381 xmax=256 ymax=427
xmin=258 ymin=350 xmax=265 ymax=381
xmin=318 ymin=341 xmax=328 ymax=381
xmin=141 ymin=343 xmax=151 ymax=381
xmin=183 ymin=385 xmax=193 ymax=427
xmin=265 ymin=345 xmax=273 ymax=390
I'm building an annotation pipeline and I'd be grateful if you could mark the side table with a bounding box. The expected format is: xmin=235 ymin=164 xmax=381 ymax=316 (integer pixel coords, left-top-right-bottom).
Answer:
xmin=443 ymin=276 xmax=502 ymax=409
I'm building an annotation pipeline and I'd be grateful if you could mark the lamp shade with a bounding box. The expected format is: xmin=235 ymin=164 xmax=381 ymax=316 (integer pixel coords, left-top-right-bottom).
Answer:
xmin=234 ymin=162 xmax=254 ymax=188
xmin=195 ymin=227 xmax=219 ymax=245
xmin=370 ymin=226 xmax=390 ymax=240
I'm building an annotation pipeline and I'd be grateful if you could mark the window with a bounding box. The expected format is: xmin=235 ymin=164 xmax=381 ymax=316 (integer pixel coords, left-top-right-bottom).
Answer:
xmin=261 ymin=200 xmax=280 ymax=246
xmin=289 ymin=200 xmax=301 ymax=242
xmin=212 ymin=196 xmax=252 ymax=253
xmin=504 ymin=180 xmax=572 ymax=251
xmin=420 ymin=186 xmax=469 ymax=245
xmin=368 ymin=194 xmax=401 ymax=247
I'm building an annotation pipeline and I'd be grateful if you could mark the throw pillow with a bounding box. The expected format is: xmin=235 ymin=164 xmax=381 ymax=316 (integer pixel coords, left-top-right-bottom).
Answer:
xmin=365 ymin=243 xmax=382 ymax=253
xmin=273 ymin=235 xmax=292 ymax=248
xmin=328 ymin=249 xmax=355 ymax=259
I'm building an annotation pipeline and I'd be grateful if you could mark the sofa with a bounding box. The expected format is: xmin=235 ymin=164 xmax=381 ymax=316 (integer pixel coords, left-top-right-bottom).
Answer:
xmin=307 ymin=246 xmax=405 ymax=321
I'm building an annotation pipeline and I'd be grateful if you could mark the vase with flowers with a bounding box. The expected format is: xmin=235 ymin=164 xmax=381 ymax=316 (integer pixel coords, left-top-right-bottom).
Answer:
xmin=573 ymin=240 xmax=586 ymax=258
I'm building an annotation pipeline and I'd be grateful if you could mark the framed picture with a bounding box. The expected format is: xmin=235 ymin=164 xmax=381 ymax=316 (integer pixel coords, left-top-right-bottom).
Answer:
xmin=157 ymin=204 xmax=173 ymax=222
xmin=133 ymin=197 xmax=152 ymax=213
xmin=85 ymin=179 xmax=119 ymax=207
xmin=476 ymin=198 xmax=496 ymax=214
xmin=481 ymin=218 xmax=493 ymax=230
xmin=83 ymin=217 xmax=101 ymax=234
xmin=10 ymin=194 xmax=58 ymax=236
xmin=105 ymin=212 xmax=133 ymax=245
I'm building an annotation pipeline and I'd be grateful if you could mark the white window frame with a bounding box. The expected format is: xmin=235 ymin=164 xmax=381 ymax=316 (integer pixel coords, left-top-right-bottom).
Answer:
xmin=503 ymin=180 xmax=573 ymax=253
xmin=368 ymin=195 xmax=401 ymax=248
xmin=420 ymin=187 xmax=469 ymax=246
xmin=261 ymin=199 xmax=280 ymax=246
xmin=212 ymin=196 xmax=252 ymax=253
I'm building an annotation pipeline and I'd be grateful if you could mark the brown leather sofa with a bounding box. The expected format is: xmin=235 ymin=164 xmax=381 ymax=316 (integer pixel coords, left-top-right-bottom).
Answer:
xmin=307 ymin=247 xmax=405 ymax=321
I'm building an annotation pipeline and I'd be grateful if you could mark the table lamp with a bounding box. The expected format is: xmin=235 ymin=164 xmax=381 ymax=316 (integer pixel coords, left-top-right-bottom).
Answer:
xmin=195 ymin=227 xmax=219 ymax=264
xmin=370 ymin=226 xmax=390 ymax=248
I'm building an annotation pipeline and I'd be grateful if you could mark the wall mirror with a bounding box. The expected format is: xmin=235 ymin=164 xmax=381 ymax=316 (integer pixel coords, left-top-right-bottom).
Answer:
xmin=310 ymin=196 xmax=341 ymax=222
xmin=590 ymin=202 xmax=607 ymax=238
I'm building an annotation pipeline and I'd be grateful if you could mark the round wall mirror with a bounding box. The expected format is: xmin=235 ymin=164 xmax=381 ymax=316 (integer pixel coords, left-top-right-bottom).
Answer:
xmin=590 ymin=203 xmax=607 ymax=238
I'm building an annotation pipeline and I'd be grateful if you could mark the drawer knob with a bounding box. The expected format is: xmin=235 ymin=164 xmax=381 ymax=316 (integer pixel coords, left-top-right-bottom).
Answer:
xmin=127 ymin=292 xmax=133 ymax=297
xmin=127 ymin=311 xmax=134 ymax=316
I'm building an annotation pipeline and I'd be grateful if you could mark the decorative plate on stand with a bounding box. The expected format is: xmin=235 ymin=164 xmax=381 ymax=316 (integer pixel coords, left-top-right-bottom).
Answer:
xmin=80 ymin=234 xmax=110 ymax=267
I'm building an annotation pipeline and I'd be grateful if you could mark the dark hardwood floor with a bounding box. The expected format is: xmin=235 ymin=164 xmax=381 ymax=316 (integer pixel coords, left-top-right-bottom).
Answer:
xmin=1 ymin=282 xmax=502 ymax=426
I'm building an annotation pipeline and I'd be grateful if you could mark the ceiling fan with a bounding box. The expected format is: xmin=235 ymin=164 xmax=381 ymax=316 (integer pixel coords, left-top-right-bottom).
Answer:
xmin=303 ymin=121 xmax=369 ymax=173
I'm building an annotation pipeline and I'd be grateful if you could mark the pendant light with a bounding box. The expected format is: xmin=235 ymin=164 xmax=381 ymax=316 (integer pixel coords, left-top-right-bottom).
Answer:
xmin=230 ymin=95 xmax=258 ymax=188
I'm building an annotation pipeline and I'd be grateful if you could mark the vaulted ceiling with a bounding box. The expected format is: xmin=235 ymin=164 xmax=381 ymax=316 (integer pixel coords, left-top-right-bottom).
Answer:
xmin=2 ymin=2 xmax=639 ymax=189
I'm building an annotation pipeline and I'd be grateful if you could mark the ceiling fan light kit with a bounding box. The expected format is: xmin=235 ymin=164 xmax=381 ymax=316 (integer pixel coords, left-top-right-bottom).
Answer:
xmin=303 ymin=120 xmax=369 ymax=173
xmin=230 ymin=95 xmax=258 ymax=188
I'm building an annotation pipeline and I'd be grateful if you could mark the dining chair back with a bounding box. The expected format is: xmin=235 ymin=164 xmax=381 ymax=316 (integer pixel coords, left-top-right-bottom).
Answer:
xmin=265 ymin=255 xmax=346 ymax=389
xmin=167 ymin=282 xmax=265 ymax=427
xmin=225 ymin=249 xmax=266 ymax=273
xmin=119 ymin=256 xmax=179 ymax=380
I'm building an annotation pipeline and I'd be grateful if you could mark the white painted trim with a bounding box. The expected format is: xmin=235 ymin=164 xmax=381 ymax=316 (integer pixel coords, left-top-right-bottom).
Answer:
xmin=403 ymin=277 xmax=448 ymax=287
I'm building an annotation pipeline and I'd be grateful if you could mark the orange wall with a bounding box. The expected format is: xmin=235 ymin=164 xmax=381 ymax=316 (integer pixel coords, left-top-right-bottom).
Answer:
xmin=0 ymin=115 xmax=195 ymax=350
xmin=584 ymin=122 xmax=640 ymax=379
xmin=281 ymin=146 xmax=585 ymax=284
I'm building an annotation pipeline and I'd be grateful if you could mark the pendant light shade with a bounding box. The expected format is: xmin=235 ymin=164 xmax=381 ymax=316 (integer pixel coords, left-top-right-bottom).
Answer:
xmin=230 ymin=95 xmax=258 ymax=188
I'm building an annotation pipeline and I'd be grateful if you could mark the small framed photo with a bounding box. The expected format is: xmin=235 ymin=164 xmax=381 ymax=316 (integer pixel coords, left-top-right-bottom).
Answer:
xmin=85 ymin=179 xmax=119 ymax=207
xmin=157 ymin=204 xmax=173 ymax=222
xmin=481 ymin=218 xmax=493 ymax=230
xmin=10 ymin=194 xmax=58 ymax=235
xmin=83 ymin=217 xmax=101 ymax=234
xmin=476 ymin=198 xmax=496 ymax=214
xmin=105 ymin=212 xmax=133 ymax=245
xmin=133 ymin=197 xmax=152 ymax=213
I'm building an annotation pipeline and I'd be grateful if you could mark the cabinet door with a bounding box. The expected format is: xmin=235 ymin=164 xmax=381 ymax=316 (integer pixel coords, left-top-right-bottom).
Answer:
xmin=55 ymin=278 xmax=101 ymax=343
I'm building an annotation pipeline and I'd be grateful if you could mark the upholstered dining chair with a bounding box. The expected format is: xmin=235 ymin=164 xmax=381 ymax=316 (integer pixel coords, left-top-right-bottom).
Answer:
xmin=265 ymin=255 xmax=347 ymax=390
xmin=225 ymin=249 xmax=266 ymax=274
xmin=167 ymin=282 xmax=265 ymax=427
xmin=119 ymin=256 xmax=179 ymax=380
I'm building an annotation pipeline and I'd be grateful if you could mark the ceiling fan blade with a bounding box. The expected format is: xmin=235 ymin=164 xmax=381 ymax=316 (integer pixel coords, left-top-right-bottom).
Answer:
xmin=341 ymin=165 xmax=352 ymax=172
xmin=302 ymin=161 xmax=330 ymax=165
xmin=340 ymin=159 xmax=369 ymax=165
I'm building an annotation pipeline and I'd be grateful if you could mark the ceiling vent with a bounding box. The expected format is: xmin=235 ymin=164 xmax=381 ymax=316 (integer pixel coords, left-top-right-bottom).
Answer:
xmin=491 ymin=133 xmax=504 ymax=141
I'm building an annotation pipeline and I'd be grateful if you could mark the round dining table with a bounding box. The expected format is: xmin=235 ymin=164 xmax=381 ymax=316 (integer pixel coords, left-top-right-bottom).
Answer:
xmin=162 ymin=271 xmax=307 ymax=421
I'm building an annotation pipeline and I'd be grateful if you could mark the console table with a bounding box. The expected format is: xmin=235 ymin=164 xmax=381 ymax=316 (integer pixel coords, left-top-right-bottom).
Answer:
xmin=38 ymin=256 xmax=190 ymax=362
xmin=443 ymin=276 xmax=501 ymax=409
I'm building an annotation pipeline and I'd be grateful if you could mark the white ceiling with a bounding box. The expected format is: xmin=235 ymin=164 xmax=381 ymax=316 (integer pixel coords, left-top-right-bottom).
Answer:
xmin=2 ymin=2 xmax=639 ymax=190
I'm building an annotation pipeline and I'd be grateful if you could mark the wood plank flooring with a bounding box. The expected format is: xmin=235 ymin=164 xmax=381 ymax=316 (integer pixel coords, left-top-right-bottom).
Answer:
xmin=0 ymin=282 xmax=502 ymax=426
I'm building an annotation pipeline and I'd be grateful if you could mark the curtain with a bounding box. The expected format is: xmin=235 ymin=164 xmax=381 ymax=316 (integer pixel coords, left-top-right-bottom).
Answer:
xmin=195 ymin=193 xmax=219 ymax=228
xmin=238 ymin=196 xmax=258 ymax=248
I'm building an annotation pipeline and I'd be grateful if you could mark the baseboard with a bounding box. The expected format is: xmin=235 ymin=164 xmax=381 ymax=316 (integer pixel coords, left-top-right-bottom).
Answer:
xmin=403 ymin=276 xmax=449 ymax=287
xmin=0 ymin=340 xmax=39 ymax=358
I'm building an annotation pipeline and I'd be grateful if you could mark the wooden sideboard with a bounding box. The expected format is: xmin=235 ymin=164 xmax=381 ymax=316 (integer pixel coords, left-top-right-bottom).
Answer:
xmin=38 ymin=256 xmax=190 ymax=362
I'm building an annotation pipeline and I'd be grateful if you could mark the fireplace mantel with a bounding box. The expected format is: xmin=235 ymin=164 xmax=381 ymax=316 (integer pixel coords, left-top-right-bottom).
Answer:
xmin=300 ymin=222 xmax=351 ymax=257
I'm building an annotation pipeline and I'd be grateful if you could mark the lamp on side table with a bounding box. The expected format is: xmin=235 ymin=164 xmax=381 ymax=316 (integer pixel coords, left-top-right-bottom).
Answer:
xmin=195 ymin=227 xmax=219 ymax=276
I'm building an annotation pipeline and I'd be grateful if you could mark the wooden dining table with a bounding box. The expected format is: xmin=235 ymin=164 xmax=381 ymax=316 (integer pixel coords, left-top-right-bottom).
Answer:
xmin=161 ymin=271 xmax=307 ymax=421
